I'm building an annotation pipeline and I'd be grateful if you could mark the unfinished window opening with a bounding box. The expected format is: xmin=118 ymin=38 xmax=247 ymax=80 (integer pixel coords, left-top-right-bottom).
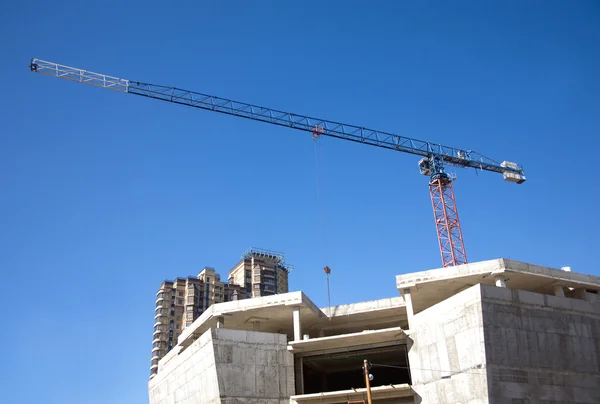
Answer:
xmin=301 ymin=344 xmax=410 ymax=395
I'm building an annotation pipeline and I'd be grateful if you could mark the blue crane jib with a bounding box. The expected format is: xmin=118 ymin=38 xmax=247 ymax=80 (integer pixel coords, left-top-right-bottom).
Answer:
xmin=29 ymin=57 xmax=527 ymax=268
xmin=28 ymin=58 xmax=525 ymax=184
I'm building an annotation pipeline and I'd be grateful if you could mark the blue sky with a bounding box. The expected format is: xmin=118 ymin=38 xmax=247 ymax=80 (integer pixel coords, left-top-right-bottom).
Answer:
xmin=1 ymin=1 xmax=599 ymax=403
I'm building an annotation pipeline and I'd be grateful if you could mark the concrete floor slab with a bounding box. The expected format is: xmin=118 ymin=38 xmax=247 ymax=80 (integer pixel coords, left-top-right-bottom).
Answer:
xmin=396 ymin=258 xmax=600 ymax=314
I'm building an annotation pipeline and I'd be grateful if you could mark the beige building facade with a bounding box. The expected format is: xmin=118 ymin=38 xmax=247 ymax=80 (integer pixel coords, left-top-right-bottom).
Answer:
xmin=150 ymin=249 xmax=291 ymax=379
xmin=228 ymin=248 xmax=292 ymax=299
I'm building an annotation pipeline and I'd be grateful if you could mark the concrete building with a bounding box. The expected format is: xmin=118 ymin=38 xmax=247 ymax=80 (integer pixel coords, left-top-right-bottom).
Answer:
xmin=151 ymin=249 xmax=291 ymax=379
xmin=148 ymin=258 xmax=600 ymax=403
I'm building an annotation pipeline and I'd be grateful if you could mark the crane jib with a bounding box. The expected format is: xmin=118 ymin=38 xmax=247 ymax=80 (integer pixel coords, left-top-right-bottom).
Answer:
xmin=29 ymin=57 xmax=526 ymax=184
xmin=29 ymin=56 xmax=528 ymax=268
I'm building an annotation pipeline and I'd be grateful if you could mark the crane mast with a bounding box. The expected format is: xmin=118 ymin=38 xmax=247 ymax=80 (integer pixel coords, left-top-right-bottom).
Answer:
xmin=29 ymin=58 xmax=526 ymax=267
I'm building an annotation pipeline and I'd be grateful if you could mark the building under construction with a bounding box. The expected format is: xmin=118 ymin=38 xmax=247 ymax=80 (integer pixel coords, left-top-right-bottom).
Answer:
xmin=148 ymin=258 xmax=600 ymax=404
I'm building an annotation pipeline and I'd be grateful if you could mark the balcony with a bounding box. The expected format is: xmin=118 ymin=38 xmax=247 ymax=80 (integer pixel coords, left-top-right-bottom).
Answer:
xmin=152 ymin=336 xmax=163 ymax=344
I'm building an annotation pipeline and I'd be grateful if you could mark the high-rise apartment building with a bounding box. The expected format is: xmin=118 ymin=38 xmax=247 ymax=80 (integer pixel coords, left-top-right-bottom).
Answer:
xmin=228 ymin=248 xmax=293 ymax=298
xmin=150 ymin=267 xmax=244 ymax=378
xmin=150 ymin=249 xmax=290 ymax=379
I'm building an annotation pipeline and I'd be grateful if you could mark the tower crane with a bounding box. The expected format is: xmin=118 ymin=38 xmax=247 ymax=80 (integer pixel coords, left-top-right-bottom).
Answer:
xmin=29 ymin=58 xmax=526 ymax=267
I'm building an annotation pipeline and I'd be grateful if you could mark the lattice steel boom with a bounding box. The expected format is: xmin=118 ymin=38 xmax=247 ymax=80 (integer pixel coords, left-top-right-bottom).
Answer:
xmin=29 ymin=57 xmax=527 ymax=267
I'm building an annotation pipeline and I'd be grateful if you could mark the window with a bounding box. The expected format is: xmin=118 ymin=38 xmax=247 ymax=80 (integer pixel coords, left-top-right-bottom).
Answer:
xmin=157 ymin=292 xmax=164 ymax=299
xmin=186 ymin=306 xmax=194 ymax=311
xmin=186 ymin=321 xmax=193 ymax=327
xmin=178 ymin=291 xmax=184 ymax=297
xmin=176 ymin=325 xmax=180 ymax=330
xmin=187 ymin=296 xmax=194 ymax=304
xmin=206 ymin=277 xmax=210 ymax=283
xmin=177 ymin=299 xmax=183 ymax=305
xmin=176 ymin=316 xmax=181 ymax=322
xmin=187 ymin=288 xmax=194 ymax=295
xmin=186 ymin=312 xmax=193 ymax=320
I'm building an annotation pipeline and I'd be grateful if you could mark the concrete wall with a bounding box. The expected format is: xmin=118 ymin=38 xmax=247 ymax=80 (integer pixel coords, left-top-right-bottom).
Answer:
xmin=408 ymin=283 xmax=600 ymax=404
xmin=482 ymin=285 xmax=600 ymax=404
xmin=148 ymin=328 xmax=294 ymax=404
xmin=149 ymin=327 xmax=220 ymax=404
xmin=407 ymin=285 xmax=489 ymax=404
xmin=212 ymin=328 xmax=295 ymax=404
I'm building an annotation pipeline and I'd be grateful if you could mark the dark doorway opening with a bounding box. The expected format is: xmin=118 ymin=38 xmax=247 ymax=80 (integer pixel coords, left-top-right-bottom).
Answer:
xmin=302 ymin=344 xmax=411 ymax=394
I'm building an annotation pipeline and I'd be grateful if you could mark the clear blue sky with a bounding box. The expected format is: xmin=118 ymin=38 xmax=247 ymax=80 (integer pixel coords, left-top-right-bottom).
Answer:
xmin=1 ymin=1 xmax=599 ymax=403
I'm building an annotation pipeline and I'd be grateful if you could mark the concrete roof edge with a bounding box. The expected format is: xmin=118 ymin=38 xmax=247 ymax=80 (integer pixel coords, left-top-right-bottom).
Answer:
xmin=299 ymin=291 xmax=326 ymax=317
xmin=500 ymin=259 xmax=600 ymax=288
xmin=395 ymin=258 xmax=503 ymax=289
xmin=288 ymin=326 xmax=405 ymax=347
xmin=320 ymin=296 xmax=406 ymax=317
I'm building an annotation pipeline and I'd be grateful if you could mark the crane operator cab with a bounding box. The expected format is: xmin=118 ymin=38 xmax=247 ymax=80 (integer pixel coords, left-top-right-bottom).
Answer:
xmin=418 ymin=157 xmax=431 ymax=176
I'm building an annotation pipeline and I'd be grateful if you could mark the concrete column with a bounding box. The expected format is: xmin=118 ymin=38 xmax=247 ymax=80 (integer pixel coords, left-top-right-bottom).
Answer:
xmin=294 ymin=357 xmax=304 ymax=395
xmin=572 ymin=288 xmax=591 ymax=302
xmin=403 ymin=288 xmax=414 ymax=330
xmin=293 ymin=307 xmax=302 ymax=341
xmin=216 ymin=316 xmax=225 ymax=328
xmin=495 ymin=276 xmax=507 ymax=288
xmin=554 ymin=285 xmax=565 ymax=297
